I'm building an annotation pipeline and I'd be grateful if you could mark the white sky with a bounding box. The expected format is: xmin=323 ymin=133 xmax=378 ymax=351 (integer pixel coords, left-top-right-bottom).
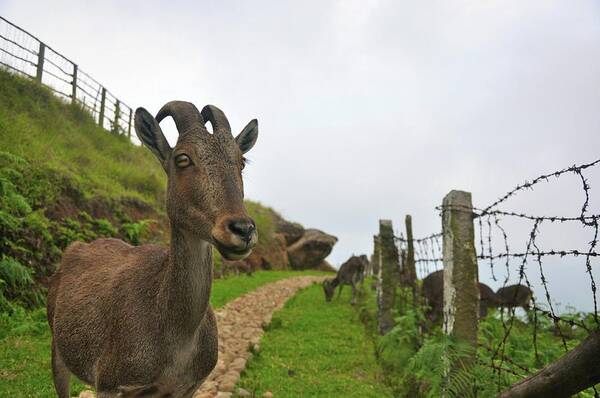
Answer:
xmin=2 ymin=0 xmax=600 ymax=311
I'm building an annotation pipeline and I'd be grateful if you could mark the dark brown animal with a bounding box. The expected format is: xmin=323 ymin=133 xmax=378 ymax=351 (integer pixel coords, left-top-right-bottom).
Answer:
xmin=496 ymin=284 xmax=533 ymax=312
xmin=422 ymin=270 xmax=502 ymax=322
xmin=323 ymin=255 xmax=367 ymax=305
xmin=479 ymin=282 xmax=503 ymax=317
xmin=47 ymin=101 xmax=259 ymax=398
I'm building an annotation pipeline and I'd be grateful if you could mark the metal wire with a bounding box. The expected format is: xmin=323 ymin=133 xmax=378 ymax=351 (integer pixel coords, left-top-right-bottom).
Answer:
xmin=0 ymin=32 xmax=37 ymax=56
xmin=0 ymin=46 xmax=36 ymax=67
xmin=0 ymin=16 xmax=135 ymax=140
xmin=0 ymin=59 xmax=34 ymax=78
xmin=391 ymin=158 xmax=600 ymax=394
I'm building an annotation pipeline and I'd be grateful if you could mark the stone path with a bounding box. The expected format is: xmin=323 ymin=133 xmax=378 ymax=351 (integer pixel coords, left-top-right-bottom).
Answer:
xmin=76 ymin=275 xmax=326 ymax=398
xmin=193 ymin=275 xmax=325 ymax=398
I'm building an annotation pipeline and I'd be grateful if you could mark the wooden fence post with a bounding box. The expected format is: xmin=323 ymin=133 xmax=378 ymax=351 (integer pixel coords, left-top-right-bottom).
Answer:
xmin=35 ymin=42 xmax=45 ymax=83
xmin=404 ymin=215 xmax=417 ymax=294
xmin=113 ymin=100 xmax=121 ymax=134
xmin=500 ymin=329 xmax=600 ymax=398
xmin=442 ymin=190 xmax=478 ymax=392
xmin=128 ymin=108 xmax=133 ymax=139
xmin=371 ymin=235 xmax=380 ymax=278
xmin=99 ymin=87 xmax=107 ymax=128
xmin=71 ymin=64 xmax=78 ymax=104
xmin=377 ymin=219 xmax=398 ymax=335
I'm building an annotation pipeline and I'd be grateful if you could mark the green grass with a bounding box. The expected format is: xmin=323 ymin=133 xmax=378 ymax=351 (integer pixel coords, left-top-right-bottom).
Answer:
xmin=211 ymin=270 xmax=328 ymax=309
xmin=0 ymin=307 xmax=88 ymax=397
xmin=238 ymin=284 xmax=392 ymax=398
xmin=0 ymin=271 xmax=328 ymax=397
xmin=354 ymin=282 xmax=600 ymax=397
xmin=0 ymin=69 xmax=166 ymax=206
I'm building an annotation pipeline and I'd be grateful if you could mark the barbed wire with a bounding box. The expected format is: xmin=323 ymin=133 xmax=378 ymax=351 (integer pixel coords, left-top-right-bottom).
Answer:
xmin=481 ymin=159 xmax=600 ymax=213
xmin=472 ymin=160 xmax=600 ymax=394
xmin=395 ymin=232 xmax=443 ymax=278
xmin=385 ymin=158 xmax=600 ymax=395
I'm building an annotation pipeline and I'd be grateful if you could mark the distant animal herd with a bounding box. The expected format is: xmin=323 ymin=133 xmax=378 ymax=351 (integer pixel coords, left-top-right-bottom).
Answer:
xmin=322 ymin=259 xmax=533 ymax=322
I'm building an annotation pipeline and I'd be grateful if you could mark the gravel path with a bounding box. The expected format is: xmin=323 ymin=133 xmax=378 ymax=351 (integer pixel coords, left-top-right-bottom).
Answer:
xmin=193 ymin=275 xmax=326 ymax=398
xmin=75 ymin=275 xmax=326 ymax=398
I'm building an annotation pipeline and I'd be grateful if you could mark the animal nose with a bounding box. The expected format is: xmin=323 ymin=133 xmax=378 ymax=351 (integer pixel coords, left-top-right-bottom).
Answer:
xmin=227 ymin=219 xmax=256 ymax=242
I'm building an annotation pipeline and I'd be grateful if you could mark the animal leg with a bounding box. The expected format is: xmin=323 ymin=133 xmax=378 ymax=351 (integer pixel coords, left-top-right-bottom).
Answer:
xmin=51 ymin=339 xmax=71 ymax=398
xmin=523 ymin=304 xmax=533 ymax=323
xmin=117 ymin=384 xmax=163 ymax=397
xmin=337 ymin=284 xmax=344 ymax=298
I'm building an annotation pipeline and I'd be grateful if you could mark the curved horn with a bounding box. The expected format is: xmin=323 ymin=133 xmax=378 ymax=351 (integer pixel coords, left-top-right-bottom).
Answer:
xmin=155 ymin=101 xmax=204 ymax=133
xmin=201 ymin=105 xmax=231 ymax=135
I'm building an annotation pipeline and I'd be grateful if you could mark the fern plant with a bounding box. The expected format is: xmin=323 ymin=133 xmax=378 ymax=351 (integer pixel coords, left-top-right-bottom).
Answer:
xmin=121 ymin=219 xmax=154 ymax=245
xmin=0 ymin=255 xmax=44 ymax=312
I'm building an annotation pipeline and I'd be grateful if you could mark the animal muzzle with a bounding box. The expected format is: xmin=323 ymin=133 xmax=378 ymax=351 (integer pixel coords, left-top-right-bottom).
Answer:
xmin=212 ymin=215 xmax=257 ymax=260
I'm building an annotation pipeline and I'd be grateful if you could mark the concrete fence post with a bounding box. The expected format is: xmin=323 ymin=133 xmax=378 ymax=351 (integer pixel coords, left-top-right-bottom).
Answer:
xmin=35 ymin=42 xmax=45 ymax=83
xmin=377 ymin=219 xmax=398 ymax=335
xmin=442 ymin=190 xmax=479 ymax=392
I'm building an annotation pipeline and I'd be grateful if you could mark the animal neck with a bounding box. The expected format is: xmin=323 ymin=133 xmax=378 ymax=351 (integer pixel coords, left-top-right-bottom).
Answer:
xmin=159 ymin=225 xmax=213 ymax=334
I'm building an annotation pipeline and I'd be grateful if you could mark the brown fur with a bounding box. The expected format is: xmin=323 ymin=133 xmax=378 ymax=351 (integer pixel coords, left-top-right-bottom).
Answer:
xmin=496 ymin=284 xmax=533 ymax=311
xmin=323 ymin=255 xmax=368 ymax=305
xmin=422 ymin=270 xmax=503 ymax=322
xmin=47 ymin=101 xmax=259 ymax=397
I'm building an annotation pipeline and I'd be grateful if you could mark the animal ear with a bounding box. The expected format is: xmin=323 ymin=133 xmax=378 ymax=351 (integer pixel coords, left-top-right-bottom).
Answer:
xmin=235 ymin=119 xmax=258 ymax=154
xmin=134 ymin=107 xmax=172 ymax=169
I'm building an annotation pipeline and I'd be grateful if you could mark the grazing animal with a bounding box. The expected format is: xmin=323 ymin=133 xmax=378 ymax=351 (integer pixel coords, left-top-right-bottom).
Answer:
xmin=422 ymin=270 xmax=503 ymax=322
xmin=496 ymin=284 xmax=533 ymax=312
xmin=47 ymin=101 xmax=259 ymax=398
xmin=478 ymin=282 xmax=503 ymax=317
xmin=323 ymin=255 xmax=367 ymax=305
xmin=358 ymin=254 xmax=369 ymax=276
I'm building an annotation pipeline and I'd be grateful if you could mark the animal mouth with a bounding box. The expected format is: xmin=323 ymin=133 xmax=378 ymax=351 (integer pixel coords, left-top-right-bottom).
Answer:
xmin=213 ymin=240 xmax=254 ymax=261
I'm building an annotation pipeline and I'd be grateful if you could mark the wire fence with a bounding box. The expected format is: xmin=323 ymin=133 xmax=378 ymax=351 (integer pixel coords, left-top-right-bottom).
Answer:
xmin=395 ymin=232 xmax=443 ymax=279
xmin=389 ymin=158 xmax=600 ymax=395
xmin=469 ymin=159 xmax=599 ymax=395
xmin=0 ymin=15 xmax=134 ymax=138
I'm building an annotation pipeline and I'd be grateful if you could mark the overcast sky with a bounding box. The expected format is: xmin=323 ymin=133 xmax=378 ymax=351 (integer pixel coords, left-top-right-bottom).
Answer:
xmin=2 ymin=0 xmax=600 ymax=311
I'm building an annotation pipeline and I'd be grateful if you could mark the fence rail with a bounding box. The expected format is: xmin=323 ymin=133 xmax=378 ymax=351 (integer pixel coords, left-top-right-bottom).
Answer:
xmin=0 ymin=15 xmax=134 ymax=139
xmin=374 ymin=157 xmax=600 ymax=397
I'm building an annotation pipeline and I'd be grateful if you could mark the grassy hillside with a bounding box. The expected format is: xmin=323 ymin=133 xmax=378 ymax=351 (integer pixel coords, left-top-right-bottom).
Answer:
xmin=0 ymin=70 xmax=166 ymax=205
xmin=0 ymin=69 xmax=281 ymax=311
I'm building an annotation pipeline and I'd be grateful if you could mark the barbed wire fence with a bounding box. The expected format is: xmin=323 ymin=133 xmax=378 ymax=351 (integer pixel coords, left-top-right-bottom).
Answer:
xmin=0 ymin=15 xmax=134 ymax=139
xmin=395 ymin=232 xmax=443 ymax=279
xmin=375 ymin=158 xmax=600 ymax=396
xmin=470 ymin=159 xmax=600 ymax=396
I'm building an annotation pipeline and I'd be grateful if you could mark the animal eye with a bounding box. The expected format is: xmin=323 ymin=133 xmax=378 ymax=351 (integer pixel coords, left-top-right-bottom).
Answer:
xmin=175 ymin=154 xmax=191 ymax=168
